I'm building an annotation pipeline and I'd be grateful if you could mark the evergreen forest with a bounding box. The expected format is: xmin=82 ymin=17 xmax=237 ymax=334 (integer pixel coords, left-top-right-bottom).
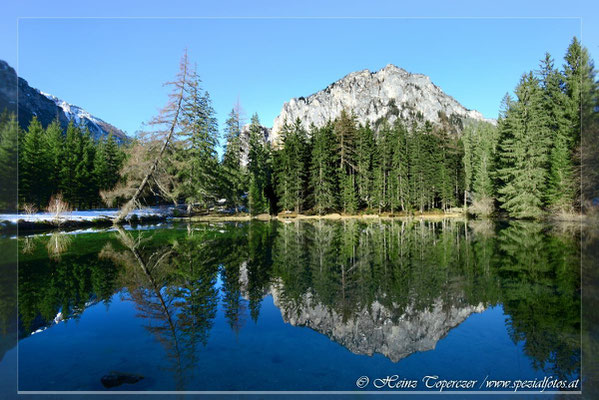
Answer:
xmin=0 ymin=37 xmax=597 ymax=220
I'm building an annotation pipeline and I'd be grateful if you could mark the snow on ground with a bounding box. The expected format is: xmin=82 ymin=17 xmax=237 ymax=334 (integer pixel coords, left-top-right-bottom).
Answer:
xmin=0 ymin=206 xmax=175 ymax=225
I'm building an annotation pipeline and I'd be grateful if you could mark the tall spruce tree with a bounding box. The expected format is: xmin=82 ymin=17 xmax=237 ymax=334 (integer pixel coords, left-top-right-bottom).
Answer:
xmin=356 ymin=123 xmax=374 ymax=209
xmin=60 ymin=121 xmax=82 ymax=207
xmin=43 ymin=118 xmax=64 ymax=204
xmin=563 ymin=37 xmax=598 ymax=212
xmin=222 ymin=104 xmax=246 ymax=209
xmin=421 ymin=122 xmax=439 ymax=211
xmin=472 ymin=124 xmax=498 ymax=201
xmin=275 ymin=119 xmax=307 ymax=213
xmin=334 ymin=110 xmax=358 ymax=214
xmin=19 ymin=116 xmax=46 ymax=207
xmin=409 ymin=123 xmax=428 ymax=212
xmin=462 ymin=123 xmax=474 ymax=209
xmin=390 ymin=120 xmax=410 ymax=212
xmin=0 ymin=111 xmax=18 ymax=211
xmin=573 ymin=42 xmax=599 ymax=210
xmin=497 ymin=74 xmax=551 ymax=218
xmin=76 ymin=125 xmax=97 ymax=208
xmin=94 ymin=134 xmax=123 ymax=192
xmin=463 ymin=121 xmax=498 ymax=215
xmin=538 ymin=53 xmax=575 ymax=212
xmin=340 ymin=172 xmax=358 ymax=214
xmin=309 ymin=123 xmax=338 ymax=214
xmin=178 ymin=70 xmax=220 ymax=210
xmin=563 ymin=37 xmax=585 ymax=149
xmin=436 ymin=130 xmax=455 ymax=211
xmin=222 ymin=103 xmax=244 ymax=168
xmin=372 ymin=121 xmax=393 ymax=213
xmin=247 ymin=114 xmax=270 ymax=215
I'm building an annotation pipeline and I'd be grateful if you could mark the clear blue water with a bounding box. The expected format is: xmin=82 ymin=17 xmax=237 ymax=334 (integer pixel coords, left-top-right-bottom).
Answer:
xmin=1 ymin=220 xmax=582 ymax=393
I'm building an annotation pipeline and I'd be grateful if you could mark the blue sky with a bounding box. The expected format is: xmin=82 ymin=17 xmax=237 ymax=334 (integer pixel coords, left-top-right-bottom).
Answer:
xmin=2 ymin=1 xmax=598 ymax=145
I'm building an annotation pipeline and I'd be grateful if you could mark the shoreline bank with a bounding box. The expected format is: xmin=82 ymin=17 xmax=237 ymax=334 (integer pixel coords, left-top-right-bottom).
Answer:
xmin=3 ymin=210 xmax=593 ymax=235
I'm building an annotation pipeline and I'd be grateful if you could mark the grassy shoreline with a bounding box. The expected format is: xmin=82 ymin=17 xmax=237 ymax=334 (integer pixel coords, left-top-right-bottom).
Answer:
xmin=190 ymin=211 xmax=466 ymax=222
xmin=4 ymin=209 xmax=593 ymax=235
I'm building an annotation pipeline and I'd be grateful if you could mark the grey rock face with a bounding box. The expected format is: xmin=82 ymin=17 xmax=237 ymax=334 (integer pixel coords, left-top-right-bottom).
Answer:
xmin=0 ymin=60 xmax=69 ymax=130
xmin=271 ymin=64 xmax=494 ymax=143
xmin=0 ymin=59 xmax=127 ymax=142
xmin=270 ymin=282 xmax=485 ymax=363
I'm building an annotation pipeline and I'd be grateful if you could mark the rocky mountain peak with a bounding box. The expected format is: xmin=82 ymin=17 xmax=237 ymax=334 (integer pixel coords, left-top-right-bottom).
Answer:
xmin=0 ymin=59 xmax=128 ymax=143
xmin=271 ymin=64 xmax=494 ymax=143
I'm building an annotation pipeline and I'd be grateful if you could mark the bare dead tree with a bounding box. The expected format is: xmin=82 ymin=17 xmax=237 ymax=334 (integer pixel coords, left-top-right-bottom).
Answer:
xmin=113 ymin=51 xmax=190 ymax=225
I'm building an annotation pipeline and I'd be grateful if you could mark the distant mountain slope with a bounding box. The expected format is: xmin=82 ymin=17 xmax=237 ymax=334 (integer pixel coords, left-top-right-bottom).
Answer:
xmin=271 ymin=64 xmax=495 ymax=142
xmin=0 ymin=60 xmax=127 ymax=142
xmin=0 ymin=60 xmax=69 ymax=129
xmin=40 ymin=92 xmax=128 ymax=142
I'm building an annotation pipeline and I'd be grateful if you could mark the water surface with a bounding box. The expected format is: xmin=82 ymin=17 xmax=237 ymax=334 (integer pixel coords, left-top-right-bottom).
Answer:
xmin=1 ymin=219 xmax=581 ymax=392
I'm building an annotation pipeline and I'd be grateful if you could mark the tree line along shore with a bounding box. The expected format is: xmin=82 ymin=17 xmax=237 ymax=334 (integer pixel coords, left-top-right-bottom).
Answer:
xmin=0 ymin=37 xmax=597 ymax=225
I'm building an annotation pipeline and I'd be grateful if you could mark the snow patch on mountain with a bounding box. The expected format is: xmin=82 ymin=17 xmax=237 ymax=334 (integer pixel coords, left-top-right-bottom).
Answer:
xmin=42 ymin=92 xmax=100 ymax=128
xmin=39 ymin=91 xmax=128 ymax=142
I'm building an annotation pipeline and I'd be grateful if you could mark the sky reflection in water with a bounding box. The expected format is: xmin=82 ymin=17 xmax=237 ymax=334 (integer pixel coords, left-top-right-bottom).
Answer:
xmin=2 ymin=219 xmax=581 ymax=392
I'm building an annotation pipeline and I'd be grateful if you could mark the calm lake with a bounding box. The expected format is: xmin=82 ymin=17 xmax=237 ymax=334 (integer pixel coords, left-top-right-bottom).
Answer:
xmin=0 ymin=219 xmax=582 ymax=392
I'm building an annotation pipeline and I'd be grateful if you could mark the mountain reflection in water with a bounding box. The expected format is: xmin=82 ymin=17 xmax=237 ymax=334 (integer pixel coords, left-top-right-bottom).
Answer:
xmin=8 ymin=219 xmax=582 ymax=391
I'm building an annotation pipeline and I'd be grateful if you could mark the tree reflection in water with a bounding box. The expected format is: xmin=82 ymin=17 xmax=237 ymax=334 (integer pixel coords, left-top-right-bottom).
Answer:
xmin=14 ymin=219 xmax=582 ymax=387
xmin=99 ymin=227 xmax=219 ymax=390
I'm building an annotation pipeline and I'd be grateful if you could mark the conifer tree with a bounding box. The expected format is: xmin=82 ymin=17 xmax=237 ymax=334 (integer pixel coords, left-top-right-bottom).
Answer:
xmin=563 ymin=37 xmax=598 ymax=211
xmin=563 ymin=38 xmax=585 ymax=148
xmin=309 ymin=123 xmax=338 ymax=214
xmin=356 ymin=123 xmax=374 ymax=209
xmin=93 ymin=138 xmax=109 ymax=193
xmin=462 ymin=124 xmax=474 ymax=209
xmin=247 ymin=114 xmax=270 ymax=215
xmin=94 ymin=134 xmax=123 ymax=193
xmin=538 ymin=53 xmax=575 ymax=212
xmin=390 ymin=120 xmax=410 ymax=212
xmin=372 ymin=121 xmax=393 ymax=213
xmin=463 ymin=121 xmax=497 ymax=215
xmin=43 ymin=118 xmax=64 ymax=204
xmin=497 ymin=74 xmax=551 ymax=218
xmin=334 ymin=110 xmax=358 ymax=214
xmin=76 ymin=125 xmax=97 ymax=208
xmin=421 ymin=122 xmax=439 ymax=211
xmin=575 ymin=44 xmax=599 ymax=210
xmin=340 ymin=171 xmax=358 ymax=214
xmin=60 ymin=121 xmax=82 ymax=207
xmin=334 ymin=110 xmax=357 ymax=172
xmin=222 ymin=103 xmax=246 ymax=209
xmin=436 ymin=131 xmax=455 ymax=211
xmin=471 ymin=124 xmax=498 ymax=209
xmin=177 ymin=70 xmax=220 ymax=210
xmin=0 ymin=111 xmax=18 ymax=211
xmin=275 ymin=119 xmax=307 ymax=213
xmin=449 ymin=134 xmax=465 ymax=209
xmin=19 ymin=116 xmax=46 ymax=207
xmin=222 ymin=103 xmax=244 ymax=168
xmin=409 ymin=123 xmax=427 ymax=212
